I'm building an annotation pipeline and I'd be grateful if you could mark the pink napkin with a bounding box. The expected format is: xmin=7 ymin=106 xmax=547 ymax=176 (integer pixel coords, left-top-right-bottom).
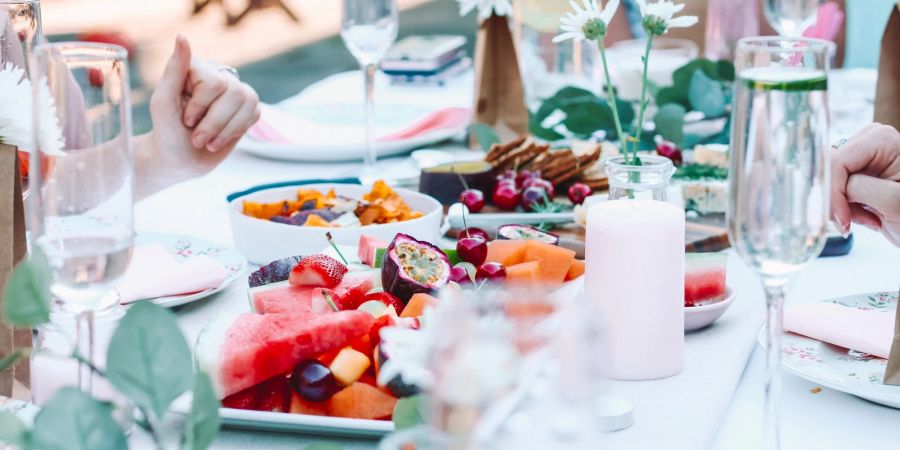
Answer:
xmin=116 ymin=244 xmax=227 ymax=304
xmin=803 ymin=2 xmax=845 ymax=41
xmin=784 ymin=302 xmax=896 ymax=359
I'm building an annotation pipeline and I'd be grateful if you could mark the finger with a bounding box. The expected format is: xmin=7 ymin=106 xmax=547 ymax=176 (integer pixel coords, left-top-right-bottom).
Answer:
xmin=206 ymin=95 xmax=259 ymax=152
xmin=182 ymin=74 xmax=228 ymax=128
xmin=155 ymin=35 xmax=192 ymax=101
xmin=846 ymin=174 xmax=900 ymax=220
xmin=848 ymin=202 xmax=882 ymax=231
xmin=190 ymin=86 xmax=244 ymax=149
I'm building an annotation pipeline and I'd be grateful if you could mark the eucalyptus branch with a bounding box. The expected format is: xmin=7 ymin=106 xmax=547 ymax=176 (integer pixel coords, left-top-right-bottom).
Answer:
xmin=597 ymin=40 xmax=629 ymax=163
xmin=632 ymin=35 xmax=655 ymax=159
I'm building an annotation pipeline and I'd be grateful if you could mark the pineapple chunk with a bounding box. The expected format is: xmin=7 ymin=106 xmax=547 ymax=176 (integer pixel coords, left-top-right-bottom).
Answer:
xmin=329 ymin=347 xmax=371 ymax=386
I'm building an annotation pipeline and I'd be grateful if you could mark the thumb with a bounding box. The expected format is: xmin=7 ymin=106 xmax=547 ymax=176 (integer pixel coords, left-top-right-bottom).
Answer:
xmin=156 ymin=35 xmax=191 ymax=99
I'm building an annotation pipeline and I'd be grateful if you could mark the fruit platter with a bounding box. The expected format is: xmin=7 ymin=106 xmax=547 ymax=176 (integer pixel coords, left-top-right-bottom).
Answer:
xmin=191 ymin=229 xmax=586 ymax=437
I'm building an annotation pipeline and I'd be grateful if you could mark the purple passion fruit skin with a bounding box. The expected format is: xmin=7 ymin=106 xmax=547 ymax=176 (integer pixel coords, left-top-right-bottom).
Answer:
xmin=381 ymin=234 xmax=451 ymax=302
xmin=248 ymin=255 xmax=304 ymax=287
xmin=496 ymin=224 xmax=560 ymax=245
xmin=376 ymin=345 xmax=420 ymax=398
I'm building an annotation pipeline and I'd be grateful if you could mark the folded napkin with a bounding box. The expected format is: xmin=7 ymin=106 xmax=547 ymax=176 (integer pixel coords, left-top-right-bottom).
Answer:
xmin=246 ymin=105 xmax=471 ymax=146
xmin=784 ymin=302 xmax=896 ymax=359
xmin=116 ymin=244 xmax=227 ymax=304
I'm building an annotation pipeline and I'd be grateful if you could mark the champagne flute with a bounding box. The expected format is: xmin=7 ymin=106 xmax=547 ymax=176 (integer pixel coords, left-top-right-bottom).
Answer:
xmin=341 ymin=0 xmax=398 ymax=184
xmin=29 ymin=42 xmax=134 ymax=394
xmin=763 ymin=0 xmax=824 ymax=37
xmin=728 ymin=37 xmax=831 ymax=449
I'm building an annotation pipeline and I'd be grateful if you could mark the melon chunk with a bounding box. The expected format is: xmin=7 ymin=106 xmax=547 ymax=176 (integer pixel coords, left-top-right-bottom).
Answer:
xmin=358 ymin=235 xmax=388 ymax=267
xmin=485 ymin=240 xmax=528 ymax=266
xmin=523 ymin=240 xmax=576 ymax=284
xmin=289 ymin=391 xmax=328 ymax=416
xmin=326 ymin=382 xmax=397 ymax=420
xmin=197 ymin=310 xmax=374 ymax=398
xmin=401 ymin=293 xmax=438 ymax=318
xmin=505 ymin=261 xmax=541 ymax=284
xmin=330 ymin=347 xmax=371 ymax=385
xmin=565 ymin=260 xmax=585 ymax=281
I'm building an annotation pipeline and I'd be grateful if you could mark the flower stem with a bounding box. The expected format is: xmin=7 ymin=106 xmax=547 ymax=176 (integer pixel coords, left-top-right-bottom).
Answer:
xmin=633 ymin=35 xmax=655 ymax=160
xmin=598 ymin=40 xmax=629 ymax=164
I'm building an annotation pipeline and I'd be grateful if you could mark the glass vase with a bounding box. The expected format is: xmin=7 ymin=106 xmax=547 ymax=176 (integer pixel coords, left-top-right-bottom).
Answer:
xmin=604 ymin=154 xmax=675 ymax=201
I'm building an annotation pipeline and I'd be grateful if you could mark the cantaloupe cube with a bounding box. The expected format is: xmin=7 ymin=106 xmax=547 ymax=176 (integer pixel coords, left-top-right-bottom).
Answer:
xmin=505 ymin=261 xmax=541 ymax=284
xmin=565 ymin=260 xmax=585 ymax=281
xmin=326 ymin=382 xmax=398 ymax=420
xmin=401 ymin=293 xmax=438 ymax=318
xmin=485 ymin=240 xmax=527 ymax=266
xmin=329 ymin=347 xmax=371 ymax=386
xmin=523 ymin=240 xmax=576 ymax=284
xmin=289 ymin=392 xmax=328 ymax=416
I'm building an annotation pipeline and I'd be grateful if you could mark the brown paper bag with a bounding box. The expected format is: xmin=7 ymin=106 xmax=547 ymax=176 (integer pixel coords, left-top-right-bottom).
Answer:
xmin=1 ymin=144 xmax=30 ymax=397
xmin=874 ymin=7 xmax=899 ymax=130
xmin=472 ymin=14 xmax=529 ymax=145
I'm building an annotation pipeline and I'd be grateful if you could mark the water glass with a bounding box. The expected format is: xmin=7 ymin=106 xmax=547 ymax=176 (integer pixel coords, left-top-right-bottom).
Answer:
xmin=29 ymin=42 xmax=134 ymax=394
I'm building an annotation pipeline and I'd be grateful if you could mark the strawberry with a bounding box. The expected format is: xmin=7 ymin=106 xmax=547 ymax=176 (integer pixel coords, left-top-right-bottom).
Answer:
xmin=289 ymin=254 xmax=348 ymax=288
xmin=362 ymin=292 xmax=406 ymax=317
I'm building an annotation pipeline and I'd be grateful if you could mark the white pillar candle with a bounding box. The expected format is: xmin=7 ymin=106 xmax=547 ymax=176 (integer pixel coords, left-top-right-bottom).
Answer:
xmin=585 ymin=199 xmax=685 ymax=380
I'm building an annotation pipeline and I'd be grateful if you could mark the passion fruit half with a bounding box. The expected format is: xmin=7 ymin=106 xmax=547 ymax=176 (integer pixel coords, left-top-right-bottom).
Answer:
xmin=381 ymin=234 xmax=451 ymax=302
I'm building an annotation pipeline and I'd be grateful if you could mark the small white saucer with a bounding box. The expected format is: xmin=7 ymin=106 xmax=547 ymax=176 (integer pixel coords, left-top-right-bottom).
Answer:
xmin=684 ymin=286 xmax=736 ymax=331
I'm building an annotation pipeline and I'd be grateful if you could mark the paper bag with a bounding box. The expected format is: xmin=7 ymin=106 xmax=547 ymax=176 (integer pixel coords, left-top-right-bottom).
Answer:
xmin=885 ymin=289 xmax=900 ymax=385
xmin=0 ymin=144 xmax=30 ymax=396
xmin=472 ymin=14 xmax=529 ymax=145
xmin=874 ymin=7 xmax=899 ymax=130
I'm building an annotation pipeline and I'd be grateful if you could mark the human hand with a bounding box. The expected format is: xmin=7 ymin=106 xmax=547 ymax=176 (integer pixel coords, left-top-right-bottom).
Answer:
xmin=147 ymin=35 xmax=259 ymax=179
xmin=830 ymin=123 xmax=900 ymax=243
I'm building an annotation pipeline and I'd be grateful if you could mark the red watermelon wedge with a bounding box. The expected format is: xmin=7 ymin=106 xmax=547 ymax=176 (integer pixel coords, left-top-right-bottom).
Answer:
xmin=250 ymin=270 xmax=379 ymax=315
xmin=684 ymin=252 xmax=728 ymax=307
xmin=197 ymin=310 xmax=374 ymax=398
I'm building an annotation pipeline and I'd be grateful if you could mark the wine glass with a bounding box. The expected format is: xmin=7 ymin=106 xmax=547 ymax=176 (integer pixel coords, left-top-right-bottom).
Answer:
xmin=340 ymin=0 xmax=398 ymax=184
xmin=0 ymin=0 xmax=41 ymax=74
xmin=728 ymin=37 xmax=831 ymax=449
xmin=29 ymin=42 xmax=134 ymax=394
xmin=763 ymin=0 xmax=825 ymax=37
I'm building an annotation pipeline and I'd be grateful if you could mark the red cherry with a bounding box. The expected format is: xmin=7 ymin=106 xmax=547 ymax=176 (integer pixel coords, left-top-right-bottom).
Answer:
xmin=88 ymin=68 xmax=104 ymax=88
xmin=520 ymin=186 xmax=547 ymax=212
xmin=449 ymin=266 xmax=473 ymax=285
xmin=456 ymin=236 xmax=488 ymax=266
xmin=457 ymin=227 xmax=490 ymax=242
xmin=515 ymin=170 xmax=541 ymax=188
xmin=567 ymin=183 xmax=593 ymax=205
xmin=492 ymin=184 xmax=520 ymax=211
xmin=476 ymin=262 xmax=507 ymax=283
xmin=522 ymin=178 xmax=555 ymax=198
xmin=459 ymin=189 xmax=485 ymax=213
xmin=656 ymin=140 xmax=683 ymax=167
xmin=496 ymin=169 xmax=516 ymax=181
xmin=361 ymin=291 xmax=405 ymax=316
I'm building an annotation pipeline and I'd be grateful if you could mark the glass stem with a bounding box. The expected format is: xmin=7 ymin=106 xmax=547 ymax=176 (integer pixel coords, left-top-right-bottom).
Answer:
xmin=74 ymin=310 xmax=96 ymax=394
xmin=762 ymin=278 xmax=786 ymax=450
xmin=363 ymin=62 xmax=378 ymax=172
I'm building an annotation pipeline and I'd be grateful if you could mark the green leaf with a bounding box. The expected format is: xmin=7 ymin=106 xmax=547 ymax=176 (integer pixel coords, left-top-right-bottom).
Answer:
xmin=442 ymin=249 xmax=461 ymax=267
xmin=304 ymin=444 xmax=343 ymax=450
xmin=549 ymin=86 xmax=595 ymax=101
xmin=0 ymin=411 xmax=27 ymax=447
xmin=655 ymin=85 xmax=690 ymax=109
xmin=3 ymin=250 xmax=51 ymax=327
xmin=715 ymin=60 xmax=736 ymax=81
xmin=561 ymin=99 xmax=613 ymax=135
xmin=653 ymin=103 xmax=686 ymax=146
xmin=181 ymin=371 xmax=221 ymax=450
xmin=393 ymin=395 xmax=427 ymax=430
xmin=106 ymin=301 xmax=193 ymax=420
xmin=688 ymin=71 xmax=727 ymax=118
xmin=673 ymin=164 xmax=729 ymax=180
xmin=528 ymin=100 xmax=565 ymax=142
xmin=0 ymin=348 xmax=30 ymax=372
xmin=29 ymin=387 xmax=126 ymax=450
xmin=469 ymin=123 xmax=500 ymax=152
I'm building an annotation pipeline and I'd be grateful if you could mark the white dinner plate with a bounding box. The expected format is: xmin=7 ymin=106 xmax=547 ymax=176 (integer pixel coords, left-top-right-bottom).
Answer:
xmin=758 ymin=291 xmax=900 ymax=409
xmin=134 ymin=233 xmax=247 ymax=308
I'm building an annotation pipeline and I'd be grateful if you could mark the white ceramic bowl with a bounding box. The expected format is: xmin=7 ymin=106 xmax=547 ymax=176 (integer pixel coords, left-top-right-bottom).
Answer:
xmin=228 ymin=184 xmax=443 ymax=265
xmin=684 ymin=287 xmax=736 ymax=332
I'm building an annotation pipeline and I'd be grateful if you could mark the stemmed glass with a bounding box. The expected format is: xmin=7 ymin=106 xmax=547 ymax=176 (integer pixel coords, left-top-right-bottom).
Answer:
xmin=763 ymin=0 xmax=825 ymax=37
xmin=728 ymin=37 xmax=831 ymax=449
xmin=341 ymin=0 xmax=398 ymax=184
xmin=28 ymin=42 xmax=134 ymax=394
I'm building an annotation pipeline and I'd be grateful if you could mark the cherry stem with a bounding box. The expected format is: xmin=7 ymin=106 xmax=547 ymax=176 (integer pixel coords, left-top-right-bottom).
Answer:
xmin=325 ymin=232 xmax=349 ymax=265
xmin=454 ymin=169 xmax=470 ymax=191
xmin=322 ymin=290 xmax=340 ymax=312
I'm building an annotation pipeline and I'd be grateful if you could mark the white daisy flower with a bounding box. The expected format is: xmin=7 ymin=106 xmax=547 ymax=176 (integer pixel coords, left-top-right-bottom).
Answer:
xmin=0 ymin=63 xmax=64 ymax=155
xmin=458 ymin=0 xmax=514 ymax=21
xmin=634 ymin=0 xmax=698 ymax=36
xmin=553 ymin=0 xmax=621 ymax=43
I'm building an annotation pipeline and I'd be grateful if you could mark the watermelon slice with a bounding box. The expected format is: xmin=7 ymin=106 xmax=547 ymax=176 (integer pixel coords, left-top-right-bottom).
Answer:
xmin=196 ymin=310 xmax=374 ymax=398
xmin=684 ymin=252 xmax=727 ymax=307
xmin=250 ymin=270 xmax=379 ymax=314
xmin=358 ymin=235 xmax=388 ymax=267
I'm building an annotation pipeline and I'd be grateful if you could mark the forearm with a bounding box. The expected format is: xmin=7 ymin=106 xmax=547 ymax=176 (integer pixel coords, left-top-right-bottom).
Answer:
xmin=132 ymin=132 xmax=195 ymax=202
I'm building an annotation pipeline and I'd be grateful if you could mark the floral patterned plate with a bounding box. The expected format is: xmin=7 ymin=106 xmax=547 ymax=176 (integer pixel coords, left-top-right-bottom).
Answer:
xmin=134 ymin=232 xmax=247 ymax=309
xmin=758 ymin=292 xmax=900 ymax=409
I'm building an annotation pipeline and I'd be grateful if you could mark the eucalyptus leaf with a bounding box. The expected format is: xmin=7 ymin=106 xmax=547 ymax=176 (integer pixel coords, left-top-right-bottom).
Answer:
xmin=0 ymin=411 xmax=27 ymax=447
xmin=181 ymin=371 xmax=221 ymax=450
xmin=469 ymin=123 xmax=499 ymax=152
xmin=393 ymin=395 xmax=427 ymax=430
xmin=688 ymin=71 xmax=727 ymax=118
xmin=529 ymin=100 xmax=565 ymax=141
xmin=106 ymin=301 xmax=193 ymax=420
xmin=655 ymin=85 xmax=690 ymax=109
xmin=0 ymin=348 xmax=30 ymax=372
xmin=29 ymin=387 xmax=126 ymax=450
xmin=561 ymin=100 xmax=612 ymax=135
xmin=654 ymin=103 xmax=686 ymax=146
xmin=3 ymin=250 xmax=51 ymax=327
